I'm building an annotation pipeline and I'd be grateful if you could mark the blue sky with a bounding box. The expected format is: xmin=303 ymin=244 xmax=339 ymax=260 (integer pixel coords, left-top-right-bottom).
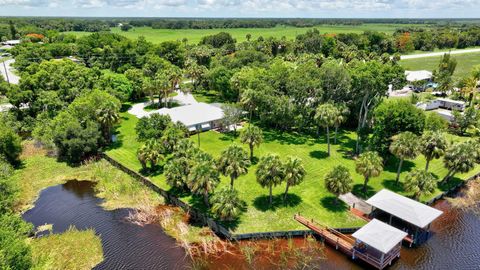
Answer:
xmin=0 ymin=0 xmax=478 ymax=18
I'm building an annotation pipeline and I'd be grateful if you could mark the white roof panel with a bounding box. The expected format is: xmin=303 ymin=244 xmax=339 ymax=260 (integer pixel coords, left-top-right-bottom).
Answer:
xmin=405 ymin=70 xmax=432 ymax=82
xmin=352 ymin=219 xmax=407 ymax=254
xmin=366 ymin=189 xmax=443 ymax=228
xmin=148 ymin=102 xmax=224 ymax=128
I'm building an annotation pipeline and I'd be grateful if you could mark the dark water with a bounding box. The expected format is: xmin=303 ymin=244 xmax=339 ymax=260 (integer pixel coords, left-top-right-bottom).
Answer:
xmin=23 ymin=180 xmax=480 ymax=270
xmin=22 ymin=180 xmax=189 ymax=270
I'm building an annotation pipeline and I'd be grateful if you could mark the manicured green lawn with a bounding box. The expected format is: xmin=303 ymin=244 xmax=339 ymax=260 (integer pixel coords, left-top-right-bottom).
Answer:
xmin=106 ymin=111 xmax=480 ymax=234
xmin=68 ymin=24 xmax=424 ymax=44
xmin=399 ymin=52 xmax=480 ymax=79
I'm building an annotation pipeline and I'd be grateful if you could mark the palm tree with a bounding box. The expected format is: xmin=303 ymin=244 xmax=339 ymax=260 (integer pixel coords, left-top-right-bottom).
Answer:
xmin=282 ymin=156 xmax=306 ymax=202
xmin=442 ymin=140 xmax=477 ymax=183
xmin=240 ymin=88 xmax=256 ymax=120
xmin=155 ymin=70 xmax=171 ymax=108
xmin=256 ymin=154 xmax=284 ymax=206
xmin=389 ymin=132 xmax=420 ymax=184
xmin=333 ymin=103 xmax=349 ymax=144
xmin=143 ymin=139 xmax=163 ymax=168
xmin=217 ymin=144 xmax=250 ymax=188
xmin=164 ymin=157 xmax=190 ymax=190
xmin=95 ymin=103 xmax=120 ymax=143
xmin=355 ymin=151 xmax=383 ymax=195
xmin=460 ymin=76 xmax=478 ymax=106
xmin=210 ymin=187 xmax=243 ymax=221
xmin=173 ymin=139 xmax=199 ymax=159
xmin=137 ymin=145 xmax=148 ymax=170
xmin=240 ymin=124 xmax=263 ymax=161
xmin=315 ymin=103 xmax=339 ymax=156
xmin=160 ymin=123 xmax=188 ymax=154
xmin=324 ymin=165 xmax=353 ymax=205
xmin=188 ymin=152 xmax=219 ymax=207
xmin=185 ymin=59 xmax=207 ymax=91
xmin=419 ymin=131 xmax=448 ymax=172
xmin=142 ymin=78 xmax=156 ymax=104
xmin=404 ymin=169 xmax=436 ymax=201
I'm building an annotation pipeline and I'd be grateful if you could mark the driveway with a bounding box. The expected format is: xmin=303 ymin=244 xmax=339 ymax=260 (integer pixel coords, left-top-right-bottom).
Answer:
xmin=0 ymin=59 xmax=20 ymax=84
xmin=128 ymin=91 xmax=198 ymax=118
xmin=400 ymin=48 xmax=480 ymax=60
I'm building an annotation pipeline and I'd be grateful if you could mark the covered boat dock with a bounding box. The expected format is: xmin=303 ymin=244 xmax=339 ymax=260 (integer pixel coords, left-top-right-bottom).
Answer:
xmin=366 ymin=189 xmax=443 ymax=245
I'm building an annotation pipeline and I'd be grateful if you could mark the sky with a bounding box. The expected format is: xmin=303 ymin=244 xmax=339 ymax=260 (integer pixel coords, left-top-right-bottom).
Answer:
xmin=0 ymin=0 xmax=479 ymax=18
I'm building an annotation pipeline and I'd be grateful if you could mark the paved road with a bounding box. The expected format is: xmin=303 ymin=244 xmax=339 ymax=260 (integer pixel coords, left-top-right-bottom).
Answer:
xmin=400 ymin=48 xmax=480 ymax=60
xmin=0 ymin=59 xmax=20 ymax=84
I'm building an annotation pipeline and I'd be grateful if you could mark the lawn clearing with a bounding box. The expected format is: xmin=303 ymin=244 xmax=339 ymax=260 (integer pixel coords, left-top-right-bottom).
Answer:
xmin=399 ymin=51 xmax=480 ymax=79
xmin=67 ymin=23 xmax=424 ymax=44
xmin=106 ymin=112 xmax=480 ymax=234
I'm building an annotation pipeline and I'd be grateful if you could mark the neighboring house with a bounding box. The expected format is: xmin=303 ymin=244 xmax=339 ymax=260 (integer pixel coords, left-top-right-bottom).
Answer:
xmin=1 ymin=40 xmax=21 ymax=46
xmin=416 ymin=98 xmax=466 ymax=121
xmin=148 ymin=102 xmax=224 ymax=132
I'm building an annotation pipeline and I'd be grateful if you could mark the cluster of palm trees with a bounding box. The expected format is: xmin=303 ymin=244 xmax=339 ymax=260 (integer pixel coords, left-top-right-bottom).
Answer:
xmin=323 ymin=129 xmax=480 ymax=202
xmin=256 ymin=154 xmax=306 ymax=206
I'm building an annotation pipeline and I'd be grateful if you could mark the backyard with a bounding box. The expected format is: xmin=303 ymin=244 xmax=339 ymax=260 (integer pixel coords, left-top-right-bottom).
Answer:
xmin=106 ymin=110 xmax=479 ymax=234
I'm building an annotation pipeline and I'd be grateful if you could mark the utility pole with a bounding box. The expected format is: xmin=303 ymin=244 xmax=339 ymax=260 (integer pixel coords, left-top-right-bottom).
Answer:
xmin=2 ymin=60 xmax=10 ymax=84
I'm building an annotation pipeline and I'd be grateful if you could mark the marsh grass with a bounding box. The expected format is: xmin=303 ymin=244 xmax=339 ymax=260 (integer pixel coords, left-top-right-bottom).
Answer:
xmin=31 ymin=226 xmax=103 ymax=270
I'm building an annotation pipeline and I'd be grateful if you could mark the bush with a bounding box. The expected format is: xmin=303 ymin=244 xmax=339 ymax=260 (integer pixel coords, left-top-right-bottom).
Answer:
xmin=0 ymin=126 xmax=22 ymax=165
xmin=135 ymin=113 xmax=172 ymax=141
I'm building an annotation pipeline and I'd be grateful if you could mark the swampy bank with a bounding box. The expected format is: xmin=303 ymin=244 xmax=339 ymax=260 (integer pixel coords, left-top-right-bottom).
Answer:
xmin=14 ymin=144 xmax=480 ymax=269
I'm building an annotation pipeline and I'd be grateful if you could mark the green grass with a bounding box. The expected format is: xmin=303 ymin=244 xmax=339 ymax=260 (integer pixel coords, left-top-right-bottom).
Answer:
xmin=106 ymin=112 xmax=480 ymax=234
xmin=68 ymin=24 xmax=424 ymax=44
xmin=400 ymin=52 xmax=480 ymax=79
xmin=192 ymin=90 xmax=225 ymax=104
xmin=31 ymin=227 xmax=103 ymax=270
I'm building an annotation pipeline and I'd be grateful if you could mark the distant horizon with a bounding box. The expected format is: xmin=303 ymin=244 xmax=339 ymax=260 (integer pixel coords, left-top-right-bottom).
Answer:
xmin=1 ymin=0 xmax=479 ymax=19
xmin=1 ymin=16 xmax=480 ymax=20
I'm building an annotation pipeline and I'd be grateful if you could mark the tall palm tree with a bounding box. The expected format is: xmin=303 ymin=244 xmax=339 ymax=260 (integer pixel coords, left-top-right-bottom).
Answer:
xmin=324 ymin=165 xmax=353 ymax=205
xmin=217 ymin=144 xmax=250 ymax=188
xmin=96 ymin=104 xmax=120 ymax=143
xmin=404 ymin=169 xmax=436 ymax=201
xmin=240 ymin=88 xmax=256 ymax=120
xmin=185 ymin=59 xmax=207 ymax=91
xmin=210 ymin=187 xmax=243 ymax=221
xmin=240 ymin=124 xmax=263 ymax=161
xmin=460 ymin=76 xmax=478 ymax=106
xmin=283 ymin=156 xmax=306 ymax=202
xmin=389 ymin=132 xmax=420 ymax=184
xmin=256 ymin=154 xmax=284 ymax=206
xmin=155 ymin=70 xmax=171 ymax=108
xmin=160 ymin=123 xmax=188 ymax=154
xmin=143 ymin=139 xmax=163 ymax=168
xmin=442 ymin=140 xmax=477 ymax=183
xmin=137 ymin=145 xmax=148 ymax=170
xmin=419 ymin=131 xmax=448 ymax=172
xmin=355 ymin=151 xmax=383 ymax=195
xmin=188 ymin=152 xmax=219 ymax=207
xmin=333 ymin=103 xmax=349 ymax=144
xmin=315 ymin=103 xmax=339 ymax=156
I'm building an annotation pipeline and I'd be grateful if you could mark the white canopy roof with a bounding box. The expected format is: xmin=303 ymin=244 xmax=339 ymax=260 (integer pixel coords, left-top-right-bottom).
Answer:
xmin=405 ymin=70 xmax=432 ymax=82
xmin=436 ymin=98 xmax=466 ymax=105
xmin=148 ymin=102 xmax=224 ymax=128
xmin=352 ymin=219 xmax=407 ymax=254
xmin=366 ymin=189 xmax=443 ymax=228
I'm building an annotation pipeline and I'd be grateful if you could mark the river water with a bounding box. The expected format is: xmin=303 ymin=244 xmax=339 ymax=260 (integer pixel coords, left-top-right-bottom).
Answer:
xmin=23 ymin=180 xmax=480 ymax=269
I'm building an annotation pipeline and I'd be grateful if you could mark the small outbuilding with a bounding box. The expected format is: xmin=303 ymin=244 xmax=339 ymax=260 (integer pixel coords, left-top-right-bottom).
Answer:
xmin=352 ymin=219 xmax=407 ymax=269
xmin=366 ymin=189 xmax=443 ymax=245
xmin=405 ymin=70 xmax=432 ymax=83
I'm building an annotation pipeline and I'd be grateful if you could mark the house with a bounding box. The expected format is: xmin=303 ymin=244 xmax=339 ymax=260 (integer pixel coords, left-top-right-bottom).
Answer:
xmin=1 ymin=40 xmax=21 ymax=46
xmin=416 ymin=98 xmax=466 ymax=121
xmin=366 ymin=189 xmax=443 ymax=245
xmin=147 ymin=102 xmax=224 ymax=132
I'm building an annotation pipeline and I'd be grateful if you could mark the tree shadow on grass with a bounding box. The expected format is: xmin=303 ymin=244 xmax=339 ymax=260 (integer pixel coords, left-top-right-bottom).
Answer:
xmin=383 ymin=159 xmax=416 ymax=174
xmin=216 ymin=201 xmax=248 ymax=231
xmin=382 ymin=179 xmax=405 ymax=193
xmin=219 ymin=131 xmax=239 ymax=142
xmin=120 ymin=103 xmax=132 ymax=113
xmin=309 ymin=150 xmax=329 ymax=160
xmin=253 ymin=193 xmax=302 ymax=212
xmin=140 ymin=164 xmax=164 ymax=177
xmin=352 ymin=183 xmax=376 ymax=199
xmin=320 ymin=196 xmax=349 ymax=212
xmin=437 ymin=176 xmax=463 ymax=192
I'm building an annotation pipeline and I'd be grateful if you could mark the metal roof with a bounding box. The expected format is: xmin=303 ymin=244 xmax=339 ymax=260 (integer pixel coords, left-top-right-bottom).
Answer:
xmin=352 ymin=219 xmax=407 ymax=254
xmin=366 ymin=189 xmax=443 ymax=228
xmin=148 ymin=102 xmax=224 ymax=128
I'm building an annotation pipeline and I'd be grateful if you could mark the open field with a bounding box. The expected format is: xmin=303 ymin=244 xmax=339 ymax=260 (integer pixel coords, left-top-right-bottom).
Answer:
xmin=106 ymin=111 xmax=480 ymax=233
xmin=399 ymin=51 xmax=480 ymax=79
xmin=68 ymin=23 xmax=424 ymax=44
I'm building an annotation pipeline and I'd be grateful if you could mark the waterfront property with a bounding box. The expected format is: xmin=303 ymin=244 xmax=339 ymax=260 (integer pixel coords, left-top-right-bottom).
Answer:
xmin=366 ymin=189 xmax=443 ymax=245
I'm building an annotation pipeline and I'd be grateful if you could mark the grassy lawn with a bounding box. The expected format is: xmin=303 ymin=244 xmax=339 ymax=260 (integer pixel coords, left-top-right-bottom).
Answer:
xmin=192 ymin=89 xmax=225 ymax=104
xmin=67 ymin=23 xmax=425 ymax=44
xmin=399 ymin=52 xmax=480 ymax=79
xmin=106 ymin=112 xmax=480 ymax=234
xmin=31 ymin=227 xmax=103 ymax=270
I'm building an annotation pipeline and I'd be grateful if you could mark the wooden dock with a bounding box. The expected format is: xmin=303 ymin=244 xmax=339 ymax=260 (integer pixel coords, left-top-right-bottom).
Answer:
xmin=294 ymin=214 xmax=400 ymax=270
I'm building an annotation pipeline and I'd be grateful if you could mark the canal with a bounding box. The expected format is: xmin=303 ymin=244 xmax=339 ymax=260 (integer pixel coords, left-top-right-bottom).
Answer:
xmin=23 ymin=180 xmax=480 ymax=269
